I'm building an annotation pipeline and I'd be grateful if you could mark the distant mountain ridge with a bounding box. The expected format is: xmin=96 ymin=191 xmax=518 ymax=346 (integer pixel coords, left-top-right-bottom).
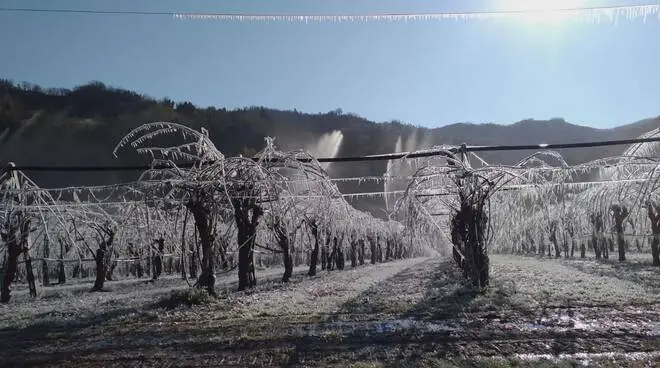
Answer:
xmin=0 ymin=79 xmax=658 ymax=214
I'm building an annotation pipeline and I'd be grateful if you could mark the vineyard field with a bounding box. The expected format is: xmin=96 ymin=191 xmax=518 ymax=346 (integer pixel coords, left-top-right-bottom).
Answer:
xmin=0 ymin=255 xmax=658 ymax=367
xmin=2 ymin=124 xmax=660 ymax=366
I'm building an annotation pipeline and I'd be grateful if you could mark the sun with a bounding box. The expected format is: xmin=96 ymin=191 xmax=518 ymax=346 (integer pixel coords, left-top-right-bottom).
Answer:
xmin=497 ymin=0 xmax=587 ymax=24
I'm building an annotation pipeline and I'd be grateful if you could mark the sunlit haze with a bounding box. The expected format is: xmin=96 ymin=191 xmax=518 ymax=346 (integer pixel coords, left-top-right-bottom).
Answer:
xmin=497 ymin=0 xmax=587 ymax=11
xmin=1 ymin=0 xmax=659 ymax=128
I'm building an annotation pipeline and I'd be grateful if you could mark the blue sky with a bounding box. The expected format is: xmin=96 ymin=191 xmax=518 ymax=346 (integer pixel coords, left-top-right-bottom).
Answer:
xmin=0 ymin=0 xmax=658 ymax=129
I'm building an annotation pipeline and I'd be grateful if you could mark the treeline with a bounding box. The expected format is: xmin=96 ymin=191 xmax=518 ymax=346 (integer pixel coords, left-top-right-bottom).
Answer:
xmin=0 ymin=79 xmax=411 ymax=179
xmin=0 ymin=80 xmax=419 ymax=214
xmin=0 ymin=79 xmax=655 ymax=215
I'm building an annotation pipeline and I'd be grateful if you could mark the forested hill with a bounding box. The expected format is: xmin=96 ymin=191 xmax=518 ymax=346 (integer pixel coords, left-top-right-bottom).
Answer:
xmin=0 ymin=79 xmax=658 ymax=203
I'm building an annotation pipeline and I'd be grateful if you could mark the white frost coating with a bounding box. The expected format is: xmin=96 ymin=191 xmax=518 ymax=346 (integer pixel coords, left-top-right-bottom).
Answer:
xmin=515 ymin=351 xmax=660 ymax=363
xmin=172 ymin=4 xmax=660 ymax=24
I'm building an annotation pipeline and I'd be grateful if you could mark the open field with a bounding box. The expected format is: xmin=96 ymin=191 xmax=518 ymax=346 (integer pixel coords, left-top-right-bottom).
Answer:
xmin=0 ymin=255 xmax=659 ymax=367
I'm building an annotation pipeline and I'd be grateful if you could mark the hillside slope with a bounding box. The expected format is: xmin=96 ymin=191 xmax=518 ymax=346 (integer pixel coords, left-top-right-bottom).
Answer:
xmin=0 ymin=80 xmax=657 ymax=213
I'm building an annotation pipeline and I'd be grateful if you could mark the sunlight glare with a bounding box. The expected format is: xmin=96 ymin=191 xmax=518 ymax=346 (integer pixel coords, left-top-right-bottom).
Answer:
xmin=497 ymin=0 xmax=587 ymax=24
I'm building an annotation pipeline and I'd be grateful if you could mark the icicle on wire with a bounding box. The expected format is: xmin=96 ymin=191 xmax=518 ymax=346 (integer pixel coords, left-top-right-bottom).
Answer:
xmin=173 ymin=4 xmax=660 ymax=24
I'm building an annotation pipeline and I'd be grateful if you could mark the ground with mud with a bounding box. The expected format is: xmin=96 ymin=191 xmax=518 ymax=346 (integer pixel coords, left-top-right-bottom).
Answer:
xmin=0 ymin=255 xmax=658 ymax=367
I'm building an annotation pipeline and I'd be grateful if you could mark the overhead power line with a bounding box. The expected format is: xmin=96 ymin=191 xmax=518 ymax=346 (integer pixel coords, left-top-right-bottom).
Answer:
xmin=5 ymin=136 xmax=660 ymax=172
xmin=0 ymin=7 xmax=177 ymax=16
xmin=0 ymin=3 xmax=659 ymax=23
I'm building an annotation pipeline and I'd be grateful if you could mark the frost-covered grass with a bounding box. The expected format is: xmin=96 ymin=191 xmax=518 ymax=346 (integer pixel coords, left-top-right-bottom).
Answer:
xmin=345 ymin=353 xmax=660 ymax=368
xmin=558 ymin=252 xmax=660 ymax=295
xmin=339 ymin=254 xmax=660 ymax=320
xmin=0 ymin=256 xmax=658 ymax=367
xmin=0 ymin=264 xmax=307 ymax=329
xmin=492 ymin=254 xmax=660 ymax=307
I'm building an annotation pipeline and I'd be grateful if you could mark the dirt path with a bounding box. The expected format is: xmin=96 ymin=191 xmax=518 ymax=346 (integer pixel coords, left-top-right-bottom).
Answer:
xmin=0 ymin=256 xmax=658 ymax=367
